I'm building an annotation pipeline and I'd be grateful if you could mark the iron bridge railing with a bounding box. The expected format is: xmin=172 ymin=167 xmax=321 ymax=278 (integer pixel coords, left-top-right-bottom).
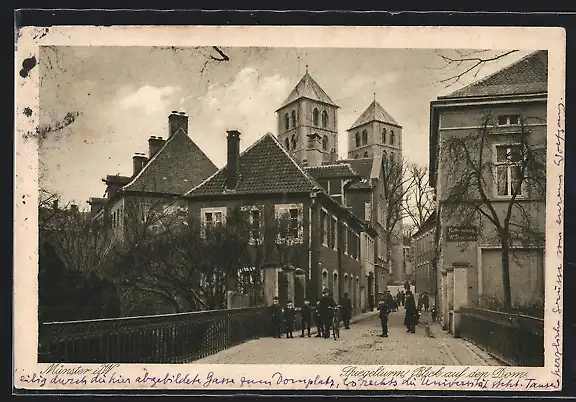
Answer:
xmin=39 ymin=307 xmax=307 ymax=363
xmin=459 ymin=307 xmax=544 ymax=366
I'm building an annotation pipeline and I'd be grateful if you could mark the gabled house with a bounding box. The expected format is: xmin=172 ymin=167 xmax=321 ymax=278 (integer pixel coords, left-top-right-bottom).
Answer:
xmin=87 ymin=111 xmax=218 ymax=245
xmin=184 ymin=130 xmax=376 ymax=309
xmin=430 ymin=50 xmax=548 ymax=331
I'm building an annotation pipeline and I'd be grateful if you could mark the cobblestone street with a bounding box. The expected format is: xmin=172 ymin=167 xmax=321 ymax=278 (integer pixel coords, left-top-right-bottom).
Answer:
xmin=193 ymin=308 xmax=500 ymax=365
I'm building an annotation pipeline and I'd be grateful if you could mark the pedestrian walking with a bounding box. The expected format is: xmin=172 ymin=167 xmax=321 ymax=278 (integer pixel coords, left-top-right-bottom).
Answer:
xmin=270 ymin=296 xmax=283 ymax=338
xmin=404 ymin=290 xmax=418 ymax=333
xmin=386 ymin=290 xmax=397 ymax=312
xmin=396 ymin=291 xmax=401 ymax=308
xmin=283 ymin=300 xmax=296 ymax=338
xmin=314 ymin=300 xmax=323 ymax=337
xmin=423 ymin=292 xmax=430 ymax=312
xmin=417 ymin=293 xmax=423 ymax=312
xmin=340 ymin=292 xmax=352 ymax=329
xmin=318 ymin=288 xmax=337 ymax=339
xmin=300 ymin=299 xmax=312 ymax=337
xmin=378 ymin=297 xmax=390 ymax=337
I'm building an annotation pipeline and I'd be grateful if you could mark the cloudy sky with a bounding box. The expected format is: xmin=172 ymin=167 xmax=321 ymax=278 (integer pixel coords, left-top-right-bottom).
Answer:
xmin=38 ymin=46 xmax=532 ymax=206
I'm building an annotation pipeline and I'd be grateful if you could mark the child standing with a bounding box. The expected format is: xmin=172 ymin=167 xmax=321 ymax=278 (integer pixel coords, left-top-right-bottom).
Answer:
xmin=283 ymin=300 xmax=296 ymax=338
xmin=300 ymin=299 xmax=312 ymax=337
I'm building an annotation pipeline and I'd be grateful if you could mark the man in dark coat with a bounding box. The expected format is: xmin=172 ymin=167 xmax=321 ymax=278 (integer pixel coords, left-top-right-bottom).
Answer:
xmin=318 ymin=288 xmax=337 ymax=339
xmin=314 ymin=301 xmax=323 ymax=337
xmin=378 ymin=296 xmax=391 ymax=337
xmin=422 ymin=292 xmax=430 ymax=312
xmin=404 ymin=290 xmax=418 ymax=333
xmin=300 ymin=298 xmax=312 ymax=337
xmin=340 ymin=292 xmax=353 ymax=329
xmin=283 ymin=300 xmax=296 ymax=338
xmin=270 ymin=296 xmax=283 ymax=338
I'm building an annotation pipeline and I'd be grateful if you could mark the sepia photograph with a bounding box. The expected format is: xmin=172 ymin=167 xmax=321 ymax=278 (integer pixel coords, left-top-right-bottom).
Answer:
xmin=14 ymin=25 xmax=565 ymax=391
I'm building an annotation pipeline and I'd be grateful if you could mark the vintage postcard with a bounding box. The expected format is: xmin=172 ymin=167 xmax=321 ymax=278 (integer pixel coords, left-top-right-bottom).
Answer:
xmin=14 ymin=25 xmax=565 ymax=392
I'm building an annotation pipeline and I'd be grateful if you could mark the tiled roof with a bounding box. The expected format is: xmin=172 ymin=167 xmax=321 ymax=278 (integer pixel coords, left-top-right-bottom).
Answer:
xmin=123 ymin=128 xmax=218 ymax=195
xmin=305 ymin=164 xmax=360 ymax=180
xmin=277 ymin=72 xmax=338 ymax=110
xmin=440 ymin=50 xmax=548 ymax=99
xmin=185 ymin=133 xmax=324 ymax=197
xmin=337 ymin=158 xmax=374 ymax=180
xmin=348 ymin=100 xmax=400 ymax=130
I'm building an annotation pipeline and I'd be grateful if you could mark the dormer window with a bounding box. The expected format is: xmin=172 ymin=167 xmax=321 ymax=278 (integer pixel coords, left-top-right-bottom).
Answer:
xmin=313 ymin=108 xmax=319 ymax=126
xmin=498 ymin=115 xmax=521 ymax=126
xmin=284 ymin=113 xmax=290 ymax=130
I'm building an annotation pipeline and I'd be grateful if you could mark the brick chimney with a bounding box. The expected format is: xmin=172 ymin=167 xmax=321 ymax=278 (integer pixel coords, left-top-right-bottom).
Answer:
xmin=132 ymin=153 xmax=148 ymax=176
xmin=148 ymin=136 xmax=165 ymax=159
xmin=226 ymin=130 xmax=241 ymax=190
xmin=169 ymin=111 xmax=189 ymax=137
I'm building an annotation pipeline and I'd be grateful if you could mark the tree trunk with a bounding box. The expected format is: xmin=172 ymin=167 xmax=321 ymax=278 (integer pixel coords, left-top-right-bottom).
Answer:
xmin=500 ymin=236 xmax=512 ymax=310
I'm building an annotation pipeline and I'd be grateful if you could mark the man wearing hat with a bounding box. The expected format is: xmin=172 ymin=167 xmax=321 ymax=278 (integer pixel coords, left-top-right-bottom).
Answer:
xmin=314 ymin=300 xmax=323 ymax=337
xmin=318 ymin=288 xmax=337 ymax=339
xmin=269 ymin=296 xmax=283 ymax=338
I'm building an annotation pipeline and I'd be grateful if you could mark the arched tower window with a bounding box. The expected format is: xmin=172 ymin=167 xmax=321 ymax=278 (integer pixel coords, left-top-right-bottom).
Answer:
xmin=333 ymin=271 xmax=339 ymax=301
xmin=390 ymin=130 xmax=395 ymax=145
xmin=382 ymin=128 xmax=387 ymax=144
xmin=291 ymin=110 xmax=297 ymax=128
xmin=284 ymin=137 xmax=290 ymax=151
xmin=313 ymin=108 xmax=319 ymax=126
xmin=322 ymin=135 xmax=328 ymax=151
xmin=382 ymin=150 xmax=387 ymax=160
xmin=321 ymin=270 xmax=328 ymax=290
xmin=363 ymin=151 xmax=368 ymax=158
xmin=322 ymin=110 xmax=328 ymax=128
xmin=284 ymin=113 xmax=290 ymax=130
xmin=355 ymin=132 xmax=361 ymax=147
xmin=362 ymin=130 xmax=368 ymax=146
xmin=390 ymin=152 xmax=395 ymax=165
xmin=291 ymin=134 xmax=297 ymax=150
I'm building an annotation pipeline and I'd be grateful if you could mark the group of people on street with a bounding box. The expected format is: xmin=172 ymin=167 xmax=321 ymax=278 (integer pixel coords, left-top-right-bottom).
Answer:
xmin=269 ymin=289 xmax=355 ymax=339
xmin=270 ymin=284 xmax=429 ymax=339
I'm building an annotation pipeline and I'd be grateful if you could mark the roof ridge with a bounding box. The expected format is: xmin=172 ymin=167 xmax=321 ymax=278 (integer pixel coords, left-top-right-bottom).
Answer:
xmin=266 ymin=133 xmax=324 ymax=190
xmin=122 ymin=127 xmax=183 ymax=190
xmin=441 ymin=50 xmax=546 ymax=99
xmin=183 ymin=132 xmax=272 ymax=196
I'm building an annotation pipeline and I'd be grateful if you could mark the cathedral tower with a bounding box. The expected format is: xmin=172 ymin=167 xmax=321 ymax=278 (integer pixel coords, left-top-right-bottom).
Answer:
xmin=276 ymin=70 xmax=339 ymax=166
xmin=347 ymin=99 xmax=402 ymax=165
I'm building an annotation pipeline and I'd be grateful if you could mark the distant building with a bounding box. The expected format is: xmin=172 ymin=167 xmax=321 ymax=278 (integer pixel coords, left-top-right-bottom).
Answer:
xmin=402 ymin=235 xmax=414 ymax=282
xmin=430 ymin=51 xmax=547 ymax=331
xmin=412 ymin=212 xmax=436 ymax=299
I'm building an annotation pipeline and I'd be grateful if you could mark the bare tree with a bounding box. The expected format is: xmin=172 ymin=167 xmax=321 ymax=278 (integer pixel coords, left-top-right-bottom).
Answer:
xmin=403 ymin=164 xmax=435 ymax=231
xmin=433 ymin=49 xmax=519 ymax=88
xmin=382 ymin=156 xmax=415 ymax=270
xmin=440 ymin=111 xmax=546 ymax=309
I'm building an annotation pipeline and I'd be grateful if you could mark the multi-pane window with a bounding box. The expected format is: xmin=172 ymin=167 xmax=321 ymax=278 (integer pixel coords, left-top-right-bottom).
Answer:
xmin=321 ymin=209 xmax=329 ymax=246
xmin=494 ymin=144 xmax=524 ymax=197
xmin=241 ymin=206 xmax=263 ymax=243
xmin=332 ymin=216 xmax=338 ymax=250
xmin=201 ymin=207 xmax=227 ymax=237
xmin=497 ymin=114 xmax=520 ymax=126
xmin=275 ymin=204 xmax=303 ymax=243
xmin=344 ymin=223 xmax=349 ymax=254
